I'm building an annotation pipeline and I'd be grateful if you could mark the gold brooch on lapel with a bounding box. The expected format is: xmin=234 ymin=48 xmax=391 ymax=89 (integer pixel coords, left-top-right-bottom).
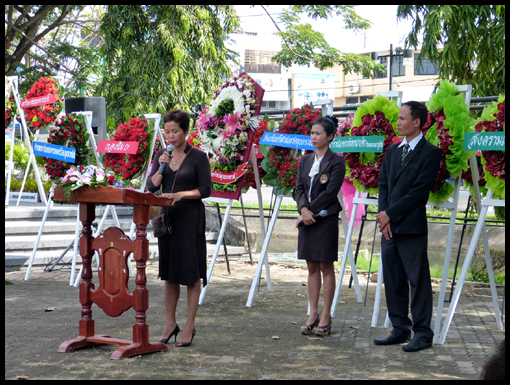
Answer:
xmin=320 ymin=174 xmax=328 ymax=184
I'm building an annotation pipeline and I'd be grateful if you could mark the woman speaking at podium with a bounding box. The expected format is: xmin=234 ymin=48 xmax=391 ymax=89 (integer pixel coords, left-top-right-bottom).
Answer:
xmin=295 ymin=116 xmax=345 ymax=336
xmin=148 ymin=109 xmax=211 ymax=347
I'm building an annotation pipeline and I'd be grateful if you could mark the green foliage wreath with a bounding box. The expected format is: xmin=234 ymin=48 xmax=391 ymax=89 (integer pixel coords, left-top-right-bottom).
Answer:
xmin=424 ymin=80 xmax=475 ymax=204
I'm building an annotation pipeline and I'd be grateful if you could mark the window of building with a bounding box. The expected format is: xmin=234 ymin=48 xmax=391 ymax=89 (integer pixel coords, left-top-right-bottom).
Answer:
xmin=359 ymin=96 xmax=373 ymax=103
xmin=392 ymin=55 xmax=405 ymax=77
xmin=345 ymin=97 xmax=359 ymax=104
xmin=375 ymin=56 xmax=387 ymax=79
xmin=261 ymin=100 xmax=277 ymax=109
xmin=414 ymin=53 xmax=440 ymax=75
xmin=244 ymin=50 xmax=281 ymax=74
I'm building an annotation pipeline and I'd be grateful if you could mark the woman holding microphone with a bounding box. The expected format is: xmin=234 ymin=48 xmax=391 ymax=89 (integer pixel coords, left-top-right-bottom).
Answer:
xmin=148 ymin=109 xmax=211 ymax=347
xmin=295 ymin=116 xmax=345 ymax=336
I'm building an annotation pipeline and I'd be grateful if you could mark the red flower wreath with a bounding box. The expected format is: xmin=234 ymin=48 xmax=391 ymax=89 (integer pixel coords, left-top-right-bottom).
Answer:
xmin=343 ymin=95 xmax=399 ymax=196
xmin=424 ymin=80 xmax=474 ymax=204
xmin=103 ymin=118 xmax=152 ymax=180
xmin=473 ymin=96 xmax=505 ymax=200
xmin=23 ymin=77 xmax=63 ymax=133
xmin=261 ymin=104 xmax=319 ymax=196
xmin=43 ymin=113 xmax=91 ymax=181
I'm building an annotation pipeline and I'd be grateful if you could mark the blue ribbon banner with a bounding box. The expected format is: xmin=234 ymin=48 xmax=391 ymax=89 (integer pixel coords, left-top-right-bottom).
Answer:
xmin=33 ymin=141 xmax=76 ymax=163
xmin=259 ymin=132 xmax=314 ymax=151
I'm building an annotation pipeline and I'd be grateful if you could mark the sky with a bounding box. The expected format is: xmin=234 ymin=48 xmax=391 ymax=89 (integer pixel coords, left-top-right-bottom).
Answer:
xmin=234 ymin=5 xmax=417 ymax=55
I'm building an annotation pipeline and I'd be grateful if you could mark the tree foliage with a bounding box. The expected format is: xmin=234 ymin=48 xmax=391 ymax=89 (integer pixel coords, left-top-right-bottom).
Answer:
xmin=397 ymin=5 xmax=505 ymax=97
xmin=268 ymin=5 xmax=384 ymax=77
xmin=5 ymin=5 xmax=76 ymax=74
xmin=98 ymin=5 xmax=240 ymax=123
xmin=5 ymin=5 xmax=105 ymax=98
xmin=6 ymin=5 xmax=386 ymax=124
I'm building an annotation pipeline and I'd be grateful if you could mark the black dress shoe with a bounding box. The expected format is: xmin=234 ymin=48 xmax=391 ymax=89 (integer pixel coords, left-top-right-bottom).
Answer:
xmin=373 ymin=333 xmax=411 ymax=346
xmin=402 ymin=338 xmax=432 ymax=352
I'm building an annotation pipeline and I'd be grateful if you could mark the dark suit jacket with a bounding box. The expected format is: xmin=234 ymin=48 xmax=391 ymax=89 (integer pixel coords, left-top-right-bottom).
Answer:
xmin=295 ymin=148 xmax=345 ymax=217
xmin=378 ymin=137 xmax=442 ymax=234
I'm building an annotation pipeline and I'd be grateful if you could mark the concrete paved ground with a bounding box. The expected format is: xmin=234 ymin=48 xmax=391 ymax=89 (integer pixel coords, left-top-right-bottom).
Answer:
xmin=5 ymin=259 xmax=504 ymax=380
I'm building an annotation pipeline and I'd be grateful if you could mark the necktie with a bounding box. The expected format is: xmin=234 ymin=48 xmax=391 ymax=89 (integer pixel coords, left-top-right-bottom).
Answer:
xmin=400 ymin=143 xmax=410 ymax=165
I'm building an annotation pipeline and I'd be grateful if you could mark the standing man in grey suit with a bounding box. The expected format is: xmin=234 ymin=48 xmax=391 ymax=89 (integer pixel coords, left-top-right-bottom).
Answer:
xmin=374 ymin=101 xmax=442 ymax=352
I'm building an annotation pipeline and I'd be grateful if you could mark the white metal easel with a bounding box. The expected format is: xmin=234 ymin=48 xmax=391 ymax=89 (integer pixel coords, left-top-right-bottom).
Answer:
xmin=437 ymin=187 xmax=504 ymax=344
xmin=200 ymin=145 xmax=267 ymax=306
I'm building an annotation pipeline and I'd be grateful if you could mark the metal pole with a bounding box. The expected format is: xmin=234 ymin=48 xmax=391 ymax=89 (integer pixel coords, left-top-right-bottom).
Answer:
xmin=215 ymin=202 xmax=230 ymax=274
xmin=448 ymin=195 xmax=471 ymax=302
xmin=389 ymin=44 xmax=393 ymax=91
xmin=239 ymin=194 xmax=253 ymax=265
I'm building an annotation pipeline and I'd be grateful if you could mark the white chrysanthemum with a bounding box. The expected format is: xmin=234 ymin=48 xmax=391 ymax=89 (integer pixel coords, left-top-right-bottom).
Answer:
xmin=248 ymin=116 xmax=260 ymax=129
xmin=209 ymin=86 xmax=245 ymax=118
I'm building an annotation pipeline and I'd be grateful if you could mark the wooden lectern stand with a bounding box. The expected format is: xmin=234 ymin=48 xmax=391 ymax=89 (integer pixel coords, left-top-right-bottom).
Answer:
xmin=54 ymin=185 xmax=173 ymax=359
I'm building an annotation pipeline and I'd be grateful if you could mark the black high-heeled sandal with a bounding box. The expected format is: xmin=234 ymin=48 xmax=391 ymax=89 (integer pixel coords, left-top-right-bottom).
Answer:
xmin=314 ymin=317 xmax=332 ymax=336
xmin=156 ymin=324 xmax=180 ymax=344
xmin=176 ymin=328 xmax=196 ymax=347
xmin=301 ymin=313 xmax=320 ymax=335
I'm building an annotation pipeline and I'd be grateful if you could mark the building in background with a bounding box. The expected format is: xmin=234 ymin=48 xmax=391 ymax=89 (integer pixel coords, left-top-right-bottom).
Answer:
xmin=321 ymin=47 xmax=440 ymax=113
xmin=226 ymin=30 xmax=326 ymax=112
xmin=226 ymin=30 xmax=441 ymax=117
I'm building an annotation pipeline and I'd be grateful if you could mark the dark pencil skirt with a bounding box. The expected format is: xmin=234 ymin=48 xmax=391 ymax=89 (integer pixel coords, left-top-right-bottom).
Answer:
xmin=157 ymin=201 xmax=207 ymax=287
xmin=297 ymin=214 xmax=339 ymax=262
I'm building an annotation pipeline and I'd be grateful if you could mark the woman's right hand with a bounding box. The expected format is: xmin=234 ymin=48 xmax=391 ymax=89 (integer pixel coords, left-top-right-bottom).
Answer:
xmin=299 ymin=207 xmax=316 ymax=227
xmin=159 ymin=151 xmax=171 ymax=165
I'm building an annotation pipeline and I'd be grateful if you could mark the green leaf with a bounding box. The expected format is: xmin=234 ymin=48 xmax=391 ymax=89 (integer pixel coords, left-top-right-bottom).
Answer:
xmin=263 ymin=172 xmax=278 ymax=186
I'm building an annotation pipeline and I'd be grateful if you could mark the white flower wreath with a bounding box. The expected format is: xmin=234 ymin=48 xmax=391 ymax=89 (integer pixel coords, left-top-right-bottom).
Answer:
xmin=209 ymin=86 xmax=245 ymax=116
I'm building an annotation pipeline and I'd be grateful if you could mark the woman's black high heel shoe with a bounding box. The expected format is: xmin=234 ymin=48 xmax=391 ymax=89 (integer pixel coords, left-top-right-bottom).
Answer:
xmin=156 ymin=324 xmax=180 ymax=344
xmin=301 ymin=313 xmax=320 ymax=335
xmin=314 ymin=317 xmax=332 ymax=336
xmin=176 ymin=328 xmax=196 ymax=347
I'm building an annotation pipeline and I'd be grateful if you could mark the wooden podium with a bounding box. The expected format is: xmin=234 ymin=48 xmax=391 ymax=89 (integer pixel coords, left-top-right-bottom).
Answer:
xmin=54 ymin=185 xmax=173 ymax=359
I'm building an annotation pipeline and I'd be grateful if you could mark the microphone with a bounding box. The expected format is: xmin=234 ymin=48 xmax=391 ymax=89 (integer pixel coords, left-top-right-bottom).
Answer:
xmin=158 ymin=144 xmax=175 ymax=176
xmin=298 ymin=209 xmax=328 ymax=227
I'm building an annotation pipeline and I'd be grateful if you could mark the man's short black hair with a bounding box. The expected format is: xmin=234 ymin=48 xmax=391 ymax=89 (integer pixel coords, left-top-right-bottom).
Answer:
xmin=402 ymin=101 xmax=428 ymax=129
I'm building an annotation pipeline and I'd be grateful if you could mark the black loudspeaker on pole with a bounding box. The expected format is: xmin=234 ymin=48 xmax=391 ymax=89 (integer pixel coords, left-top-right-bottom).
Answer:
xmin=64 ymin=97 xmax=107 ymax=142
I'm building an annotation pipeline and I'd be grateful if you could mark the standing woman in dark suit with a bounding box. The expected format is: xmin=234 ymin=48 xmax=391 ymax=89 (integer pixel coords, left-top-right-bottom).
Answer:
xmin=148 ymin=109 xmax=211 ymax=347
xmin=295 ymin=116 xmax=345 ymax=336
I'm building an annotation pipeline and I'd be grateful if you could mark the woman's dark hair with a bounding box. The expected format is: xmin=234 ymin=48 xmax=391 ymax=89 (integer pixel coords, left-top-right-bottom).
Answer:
xmin=163 ymin=109 xmax=190 ymax=132
xmin=402 ymin=101 xmax=428 ymax=129
xmin=313 ymin=115 xmax=338 ymax=140
xmin=480 ymin=339 xmax=505 ymax=380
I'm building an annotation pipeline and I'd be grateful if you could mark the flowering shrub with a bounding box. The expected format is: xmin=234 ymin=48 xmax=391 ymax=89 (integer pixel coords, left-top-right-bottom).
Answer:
xmin=195 ymin=73 xmax=260 ymax=193
xmin=473 ymin=95 xmax=505 ymax=200
xmin=43 ymin=113 xmax=91 ymax=181
xmin=343 ymin=95 xmax=399 ymax=196
xmin=424 ymin=80 xmax=475 ymax=204
xmin=54 ymin=165 xmax=132 ymax=200
xmin=103 ymin=118 xmax=152 ymax=180
xmin=23 ymin=77 xmax=63 ymax=133
xmin=261 ymin=104 xmax=319 ymax=197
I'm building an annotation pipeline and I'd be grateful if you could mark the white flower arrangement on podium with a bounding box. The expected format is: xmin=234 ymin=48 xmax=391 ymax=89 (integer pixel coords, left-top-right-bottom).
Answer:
xmin=53 ymin=165 xmax=133 ymax=200
xmin=195 ymin=73 xmax=261 ymax=194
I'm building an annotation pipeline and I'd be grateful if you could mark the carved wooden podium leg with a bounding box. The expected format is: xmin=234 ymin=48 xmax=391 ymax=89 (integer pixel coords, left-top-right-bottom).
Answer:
xmin=110 ymin=205 xmax=167 ymax=359
xmin=58 ymin=203 xmax=108 ymax=353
